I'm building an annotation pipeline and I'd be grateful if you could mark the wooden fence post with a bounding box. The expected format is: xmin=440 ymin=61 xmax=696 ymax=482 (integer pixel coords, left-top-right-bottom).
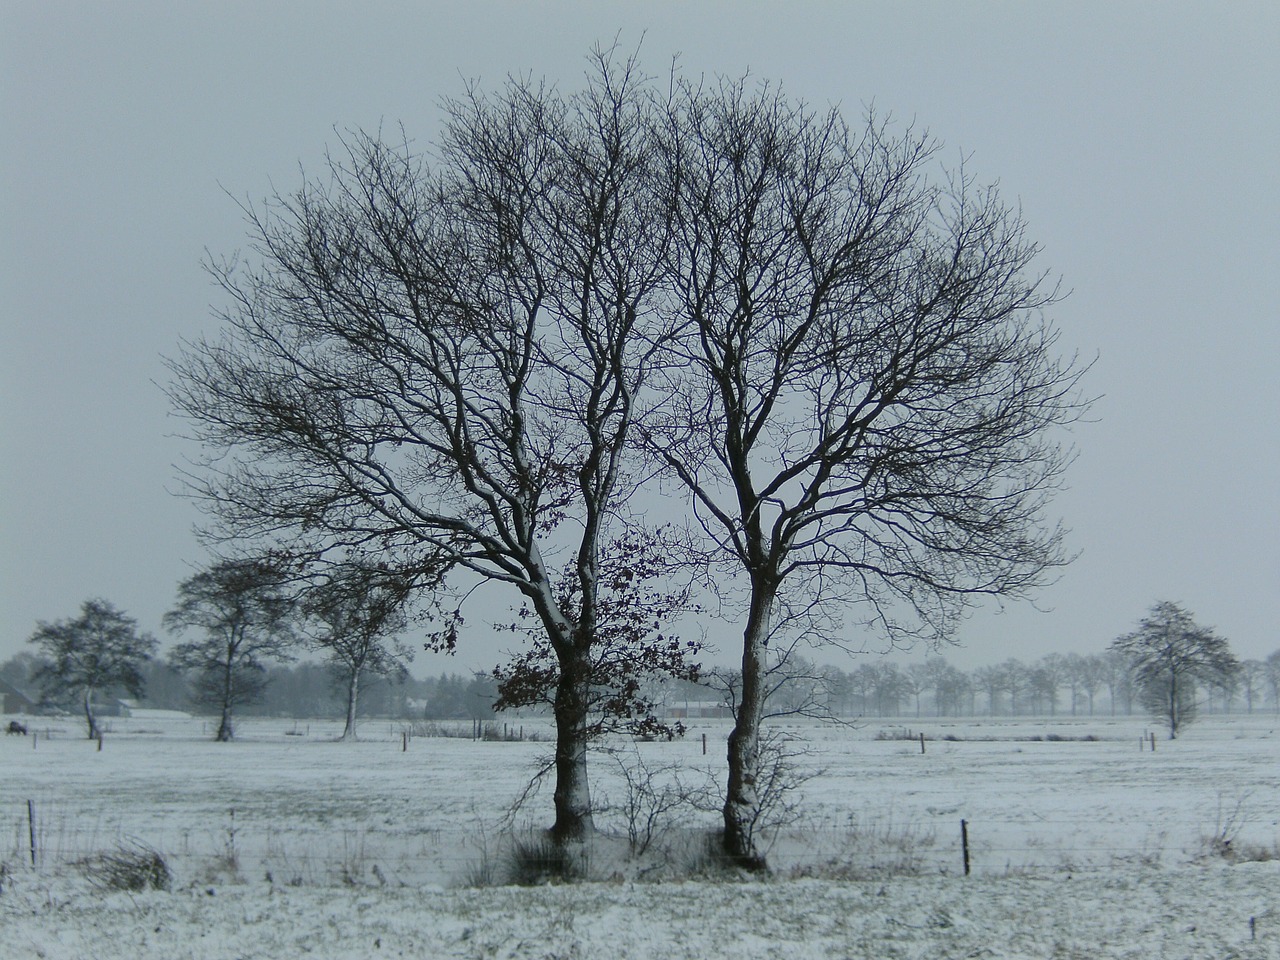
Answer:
xmin=961 ymin=819 xmax=970 ymax=876
xmin=28 ymin=799 xmax=37 ymax=867
xmin=920 ymin=732 xmax=926 ymax=754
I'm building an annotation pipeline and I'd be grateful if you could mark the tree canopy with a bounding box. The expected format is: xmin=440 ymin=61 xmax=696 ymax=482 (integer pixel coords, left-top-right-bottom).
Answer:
xmin=165 ymin=559 xmax=297 ymax=741
xmin=28 ymin=598 xmax=157 ymax=738
xmin=168 ymin=48 xmax=1088 ymax=856
xmin=1110 ymin=600 xmax=1238 ymax=738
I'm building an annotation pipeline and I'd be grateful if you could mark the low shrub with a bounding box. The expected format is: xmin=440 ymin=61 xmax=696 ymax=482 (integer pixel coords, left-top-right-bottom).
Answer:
xmin=80 ymin=841 xmax=172 ymax=892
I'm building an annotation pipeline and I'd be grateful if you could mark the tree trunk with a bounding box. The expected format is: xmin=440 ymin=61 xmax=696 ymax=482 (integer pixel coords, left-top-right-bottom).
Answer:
xmin=82 ymin=687 xmax=99 ymax=740
xmin=216 ymin=659 xmax=234 ymax=742
xmin=550 ymin=644 xmax=594 ymax=843
xmin=722 ymin=587 xmax=774 ymax=871
xmin=342 ymin=668 xmax=360 ymax=740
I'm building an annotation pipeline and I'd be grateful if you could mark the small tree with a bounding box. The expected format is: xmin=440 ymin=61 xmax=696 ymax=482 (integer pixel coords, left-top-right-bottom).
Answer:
xmin=28 ymin=599 xmax=158 ymax=738
xmin=1110 ymin=601 xmax=1238 ymax=739
xmin=301 ymin=561 xmax=417 ymax=740
xmin=165 ymin=559 xmax=296 ymax=741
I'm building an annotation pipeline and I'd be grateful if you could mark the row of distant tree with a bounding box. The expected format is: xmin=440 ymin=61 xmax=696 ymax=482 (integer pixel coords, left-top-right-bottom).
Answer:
xmin=7 ymin=597 xmax=1274 ymax=741
xmin=763 ymin=611 xmax=1275 ymax=739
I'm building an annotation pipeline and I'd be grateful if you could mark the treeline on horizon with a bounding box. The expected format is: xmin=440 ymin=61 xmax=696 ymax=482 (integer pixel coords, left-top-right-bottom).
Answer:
xmin=4 ymin=646 xmax=1279 ymax=723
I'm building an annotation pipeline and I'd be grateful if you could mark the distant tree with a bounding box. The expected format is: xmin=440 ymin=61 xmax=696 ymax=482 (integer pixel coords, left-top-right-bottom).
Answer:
xmin=766 ymin=653 xmax=835 ymax=719
xmin=928 ymin=659 xmax=970 ymax=717
xmin=1236 ymin=660 xmax=1265 ymax=714
xmin=137 ymin=658 xmax=192 ymax=712
xmin=28 ymin=599 xmax=158 ymax=738
xmin=870 ymin=663 xmax=908 ymax=717
xmin=1264 ymin=650 xmax=1280 ymax=714
xmin=0 ymin=651 xmax=48 ymax=690
xmin=999 ymin=659 xmax=1030 ymax=716
xmin=1110 ymin=601 xmax=1238 ymax=739
xmin=973 ymin=665 xmax=1004 ymax=716
xmin=165 ymin=559 xmax=297 ymax=741
xmin=904 ymin=663 xmax=932 ymax=718
xmin=1030 ymin=653 xmax=1067 ymax=716
xmin=301 ymin=561 xmax=418 ymax=740
xmin=1072 ymin=654 xmax=1107 ymax=716
xmin=1101 ymin=648 xmax=1136 ymax=716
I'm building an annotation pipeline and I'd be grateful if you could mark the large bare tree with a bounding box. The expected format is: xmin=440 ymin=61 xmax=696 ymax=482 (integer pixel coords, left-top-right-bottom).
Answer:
xmin=166 ymin=51 xmax=681 ymax=840
xmin=646 ymin=79 xmax=1089 ymax=866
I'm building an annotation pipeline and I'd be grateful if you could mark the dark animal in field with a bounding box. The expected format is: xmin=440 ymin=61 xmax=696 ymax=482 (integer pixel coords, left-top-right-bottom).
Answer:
xmin=7 ymin=720 xmax=28 ymax=735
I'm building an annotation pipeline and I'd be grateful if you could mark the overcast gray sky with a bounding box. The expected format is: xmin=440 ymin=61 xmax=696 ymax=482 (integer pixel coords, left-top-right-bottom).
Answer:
xmin=3 ymin=1 xmax=1277 ymax=674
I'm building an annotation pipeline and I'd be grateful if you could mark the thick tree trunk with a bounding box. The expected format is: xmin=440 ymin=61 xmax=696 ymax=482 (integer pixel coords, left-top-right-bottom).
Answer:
xmin=341 ymin=669 xmax=360 ymax=741
xmin=216 ymin=660 xmax=234 ymax=742
xmin=82 ymin=687 xmax=99 ymax=740
xmin=550 ymin=644 xmax=594 ymax=843
xmin=722 ymin=587 xmax=774 ymax=871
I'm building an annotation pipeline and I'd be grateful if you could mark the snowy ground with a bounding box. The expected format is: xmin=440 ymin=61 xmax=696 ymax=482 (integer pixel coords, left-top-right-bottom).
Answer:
xmin=3 ymin=713 xmax=1277 ymax=958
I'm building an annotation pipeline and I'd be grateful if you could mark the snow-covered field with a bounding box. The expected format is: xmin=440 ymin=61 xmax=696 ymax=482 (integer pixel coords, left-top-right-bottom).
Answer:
xmin=3 ymin=713 xmax=1277 ymax=958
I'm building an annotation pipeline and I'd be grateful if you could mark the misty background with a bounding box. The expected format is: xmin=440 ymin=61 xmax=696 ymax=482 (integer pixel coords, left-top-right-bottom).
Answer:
xmin=2 ymin=2 xmax=1277 ymax=675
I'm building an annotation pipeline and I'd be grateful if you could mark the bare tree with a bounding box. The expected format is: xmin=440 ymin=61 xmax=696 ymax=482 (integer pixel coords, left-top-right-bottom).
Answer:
xmin=927 ymin=657 xmax=969 ymax=717
xmin=166 ymin=50 xmax=685 ymax=840
xmin=300 ymin=559 xmax=421 ymax=740
xmin=165 ymin=559 xmax=297 ymax=741
xmin=1102 ymin=648 xmax=1136 ymax=716
xmin=1266 ymin=650 xmax=1280 ymax=714
xmin=1033 ymin=653 xmax=1068 ymax=716
xmin=999 ymin=659 xmax=1030 ymax=716
xmin=973 ymin=664 xmax=1004 ymax=716
xmin=647 ymin=78 xmax=1088 ymax=866
xmin=904 ymin=662 xmax=932 ymax=718
xmin=1236 ymin=659 xmax=1265 ymax=714
xmin=1074 ymin=653 xmax=1108 ymax=716
xmin=29 ymin=599 xmax=158 ymax=739
xmin=1110 ymin=601 xmax=1239 ymax=739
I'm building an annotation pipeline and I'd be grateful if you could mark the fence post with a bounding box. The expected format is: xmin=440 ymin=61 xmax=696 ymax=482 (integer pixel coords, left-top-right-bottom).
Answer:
xmin=1150 ymin=732 xmax=1156 ymax=751
xmin=961 ymin=819 xmax=970 ymax=876
xmin=920 ymin=732 xmax=926 ymax=754
xmin=702 ymin=733 xmax=707 ymax=756
xmin=28 ymin=799 xmax=37 ymax=867
xmin=402 ymin=730 xmax=408 ymax=752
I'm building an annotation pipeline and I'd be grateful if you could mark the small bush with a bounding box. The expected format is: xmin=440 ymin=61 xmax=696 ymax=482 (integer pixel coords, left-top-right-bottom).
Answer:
xmin=682 ymin=830 xmax=755 ymax=878
xmin=508 ymin=834 xmax=587 ymax=885
xmin=81 ymin=841 xmax=172 ymax=892
xmin=1199 ymin=791 xmax=1278 ymax=864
